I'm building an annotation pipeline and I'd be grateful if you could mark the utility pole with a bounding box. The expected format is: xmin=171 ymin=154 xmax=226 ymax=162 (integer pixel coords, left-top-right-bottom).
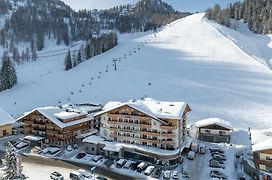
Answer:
xmin=113 ymin=58 xmax=117 ymax=71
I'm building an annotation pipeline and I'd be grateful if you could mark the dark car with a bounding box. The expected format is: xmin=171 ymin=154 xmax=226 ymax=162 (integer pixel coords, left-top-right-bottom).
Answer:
xmin=76 ymin=152 xmax=86 ymax=159
xmin=130 ymin=162 xmax=140 ymax=171
xmin=211 ymin=151 xmax=225 ymax=157
xmin=210 ymin=170 xmax=227 ymax=179
xmin=209 ymin=147 xmax=224 ymax=154
xmin=152 ymin=168 xmax=162 ymax=179
xmin=212 ymin=154 xmax=226 ymax=161
xmin=96 ymin=176 xmax=107 ymax=180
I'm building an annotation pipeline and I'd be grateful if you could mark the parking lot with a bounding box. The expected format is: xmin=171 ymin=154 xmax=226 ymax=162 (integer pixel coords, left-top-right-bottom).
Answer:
xmin=0 ymin=133 xmax=250 ymax=180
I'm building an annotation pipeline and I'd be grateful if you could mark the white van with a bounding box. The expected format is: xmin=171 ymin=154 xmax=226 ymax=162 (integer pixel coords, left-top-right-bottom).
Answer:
xmin=136 ymin=162 xmax=146 ymax=172
xmin=116 ymin=159 xmax=127 ymax=168
xmin=188 ymin=151 xmax=196 ymax=160
xmin=144 ymin=166 xmax=155 ymax=176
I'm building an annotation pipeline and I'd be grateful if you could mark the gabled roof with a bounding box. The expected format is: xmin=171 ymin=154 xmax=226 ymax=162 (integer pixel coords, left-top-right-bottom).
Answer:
xmin=18 ymin=105 xmax=94 ymax=129
xmin=251 ymin=128 xmax=272 ymax=152
xmin=95 ymin=98 xmax=190 ymax=121
xmin=195 ymin=118 xmax=233 ymax=130
xmin=0 ymin=108 xmax=15 ymax=126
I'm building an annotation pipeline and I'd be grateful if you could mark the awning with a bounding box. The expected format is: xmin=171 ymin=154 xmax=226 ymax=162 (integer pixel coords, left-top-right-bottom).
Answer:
xmin=103 ymin=145 xmax=122 ymax=152
xmin=76 ymin=129 xmax=98 ymax=139
xmin=24 ymin=135 xmax=45 ymax=141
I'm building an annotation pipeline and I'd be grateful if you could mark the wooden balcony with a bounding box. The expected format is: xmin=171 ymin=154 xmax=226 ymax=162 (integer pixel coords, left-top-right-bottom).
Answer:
xmin=161 ymin=133 xmax=176 ymax=138
xmin=108 ymin=113 xmax=150 ymax=120
xmin=161 ymin=125 xmax=176 ymax=130
xmin=140 ymin=138 xmax=160 ymax=143
xmin=140 ymin=124 xmax=152 ymax=128
xmin=140 ymin=131 xmax=159 ymax=136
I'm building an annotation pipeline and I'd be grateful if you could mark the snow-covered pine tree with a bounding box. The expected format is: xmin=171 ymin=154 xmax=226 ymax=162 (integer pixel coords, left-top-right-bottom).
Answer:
xmin=64 ymin=50 xmax=72 ymax=71
xmin=0 ymin=51 xmax=17 ymax=91
xmin=1 ymin=143 xmax=26 ymax=180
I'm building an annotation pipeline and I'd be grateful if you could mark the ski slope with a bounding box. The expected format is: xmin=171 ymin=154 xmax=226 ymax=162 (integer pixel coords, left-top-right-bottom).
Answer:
xmin=1 ymin=13 xmax=272 ymax=129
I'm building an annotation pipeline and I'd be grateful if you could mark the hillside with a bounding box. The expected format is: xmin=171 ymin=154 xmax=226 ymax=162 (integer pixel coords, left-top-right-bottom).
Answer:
xmin=1 ymin=13 xmax=272 ymax=129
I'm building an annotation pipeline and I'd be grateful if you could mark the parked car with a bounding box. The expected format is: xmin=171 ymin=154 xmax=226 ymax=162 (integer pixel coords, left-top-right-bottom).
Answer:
xmin=130 ymin=162 xmax=140 ymax=171
xmin=78 ymin=169 xmax=92 ymax=178
xmin=210 ymin=159 xmax=224 ymax=164
xmin=123 ymin=160 xmax=134 ymax=169
xmin=92 ymin=155 xmax=103 ymax=162
xmin=76 ymin=152 xmax=86 ymax=159
xmin=96 ymin=176 xmax=108 ymax=180
xmin=152 ymin=168 xmax=162 ymax=179
xmin=73 ymin=144 xmax=79 ymax=149
xmin=188 ymin=151 xmax=196 ymax=160
xmin=199 ymin=144 xmax=206 ymax=154
xmin=50 ymin=171 xmax=64 ymax=180
xmin=212 ymin=154 xmax=226 ymax=161
xmin=211 ymin=151 xmax=225 ymax=157
xmin=69 ymin=171 xmax=84 ymax=180
xmin=209 ymin=147 xmax=224 ymax=153
xmin=137 ymin=162 xmax=148 ymax=172
xmin=116 ymin=159 xmax=127 ymax=168
xmin=181 ymin=165 xmax=189 ymax=175
xmin=15 ymin=142 xmax=29 ymax=149
xmin=163 ymin=170 xmax=171 ymax=180
xmin=172 ymin=171 xmax=179 ymax=179
xmin=209 ymin=161 xmax=225 ymax=169
xmin=191 ymin=142 xmax=198 ymax=152
xmin=66 ymin=145 xmax=73 ymax=151
xmin=144 ymin=166 xmax=155 ymax=176
xmin=210 ymin=170 xmax=227 ymax=179
xmin=104 ymin=159 xmax=114 ymax=167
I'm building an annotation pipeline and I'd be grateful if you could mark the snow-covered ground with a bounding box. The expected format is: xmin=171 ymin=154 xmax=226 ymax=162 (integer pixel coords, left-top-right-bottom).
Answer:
xmin=208 ymin=18 xmax=272 ymax=69
xmin=1 ymin=13 xmax=272 ymax=129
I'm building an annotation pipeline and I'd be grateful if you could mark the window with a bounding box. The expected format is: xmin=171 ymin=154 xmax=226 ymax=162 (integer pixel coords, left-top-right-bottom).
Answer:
xmin=153 ymin=121 xmax=156 ymax=126
xmin=266 ymin=156 xmax=272 ymax=161
xmin=92 ymin=147 xmax=94 ymax=151
xmin=204 ymin=129 xmax=210 ymax=133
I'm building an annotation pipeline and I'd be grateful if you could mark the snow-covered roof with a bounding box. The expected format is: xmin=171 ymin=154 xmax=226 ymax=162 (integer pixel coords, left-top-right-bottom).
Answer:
xmin=95 ymin=98 xmax=189 ymax=120
xmin=83 ymin=135 xmax=105 ymax=144
xmin=18 ymin=105 xmax=94 ymax=129
xmin=0 ymin=108 xmax=15 ymax=126
xmin=251 ymin=128 xmax=272 ymax=152
xmin=24 ymin=135 xmax=45 ymax=141
xmin=195 ymin=118 xmax=233 ymax=130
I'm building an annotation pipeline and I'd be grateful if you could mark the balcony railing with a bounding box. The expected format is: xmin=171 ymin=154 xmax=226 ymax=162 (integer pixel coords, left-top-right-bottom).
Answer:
xmin=161 ymin=125 xmax=176 ymax=130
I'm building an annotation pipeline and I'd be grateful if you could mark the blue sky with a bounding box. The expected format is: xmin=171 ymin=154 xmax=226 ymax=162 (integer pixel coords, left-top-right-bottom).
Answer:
xmin=61 ymin=0 xmax=241 ymax=12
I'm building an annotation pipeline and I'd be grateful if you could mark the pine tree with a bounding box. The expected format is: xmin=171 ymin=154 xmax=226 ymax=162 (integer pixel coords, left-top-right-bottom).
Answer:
xmin=77 ymin=51 xmax=82 ymax=64
xmin=0 ymin=51 xmax=17 ymax=91
xmin=1 ymin=143 xmax=26 ymax=180
xmin=64 ymin=50 xmax=72 ymax=71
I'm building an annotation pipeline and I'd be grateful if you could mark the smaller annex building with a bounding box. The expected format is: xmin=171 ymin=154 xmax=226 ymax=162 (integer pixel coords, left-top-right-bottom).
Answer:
xmin=251 ymin=129 xmax=272 ymax=179
xmin=195 ymin=118 xmax=233 ymax=143
xmin=0 ymin=108 xmax=15 ymax=137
